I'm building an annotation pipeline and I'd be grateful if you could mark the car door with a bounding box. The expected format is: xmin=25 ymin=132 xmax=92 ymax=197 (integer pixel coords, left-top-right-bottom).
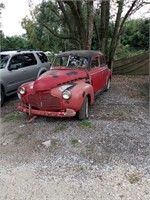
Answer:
xmin=100 ymin=55 xmax=109 ymax=87
xmin=21 ymin=53 xmax=39 ymax=82
xmin=89 ymin=55 xmax=104 ymax=93
xmin=5 ymin=54 xmax=28 ymax=93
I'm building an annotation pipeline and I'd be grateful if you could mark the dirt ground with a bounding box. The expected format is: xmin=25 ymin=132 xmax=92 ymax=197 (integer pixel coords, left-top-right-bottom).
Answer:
xmin=0 ymin=75 xmax=149 ymax=200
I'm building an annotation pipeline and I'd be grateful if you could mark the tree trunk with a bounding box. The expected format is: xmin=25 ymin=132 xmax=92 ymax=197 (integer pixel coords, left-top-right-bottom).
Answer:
xmin=63 ymin=0 xmax=86 ymax=49
xmin=99 ymin=0 xmax=110 ymax=55
xmin=108 ymin=0 xmax=124 ymax=69
xmin=86 ymin=0 xmax=94 ymax=50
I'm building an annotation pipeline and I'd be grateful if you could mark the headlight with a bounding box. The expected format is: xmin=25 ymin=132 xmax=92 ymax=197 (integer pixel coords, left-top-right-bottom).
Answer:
xmin=19 ymin=87 xmax=26 ymax=95
xmin=62 ymin=90 xmax=71 ymax=100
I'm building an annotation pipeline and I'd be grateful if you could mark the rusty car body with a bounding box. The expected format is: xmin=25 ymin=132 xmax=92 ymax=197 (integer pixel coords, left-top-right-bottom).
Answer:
xmin=17 ymin=50 xmax=112 ymax=119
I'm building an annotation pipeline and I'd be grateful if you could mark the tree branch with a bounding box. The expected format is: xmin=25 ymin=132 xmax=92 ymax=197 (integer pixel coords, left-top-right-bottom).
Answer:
xmin=38 ymin=20 xmax=80 ymax=42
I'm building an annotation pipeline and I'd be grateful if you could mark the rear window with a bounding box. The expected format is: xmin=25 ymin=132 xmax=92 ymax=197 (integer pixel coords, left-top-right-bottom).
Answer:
xmin=36 ymin=52 xmax=48 ymax=63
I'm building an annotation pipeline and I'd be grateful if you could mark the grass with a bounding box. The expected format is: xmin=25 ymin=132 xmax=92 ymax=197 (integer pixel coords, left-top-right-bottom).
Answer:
xmin=3 ymin=112 xmax=21 ymax=121
xmin=79 ymin=120 xmax=92 ymax=128
xmin=117 ymin=111 xmax=126 ymax=117
xmin=54 ymin=124 xmax=67 ymax=132
xmin=16 ymin=132 xmax=24 ymax=140
xmin=140 ymin=91 xmax=147 ymax=97
xmin=127 ymin=172 xmax=142 ymax=184
xmin=85 ymin=144 xmax=94 ymax=152
xmin=71 ymin=138 xmax=79 ymax=146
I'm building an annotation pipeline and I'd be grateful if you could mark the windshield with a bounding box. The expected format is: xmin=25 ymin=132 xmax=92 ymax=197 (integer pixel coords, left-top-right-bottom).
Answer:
xmin=0 ymin=55 xmax=10 ymax=69
xmin=52 ymin=55 xmax=88 ymax=69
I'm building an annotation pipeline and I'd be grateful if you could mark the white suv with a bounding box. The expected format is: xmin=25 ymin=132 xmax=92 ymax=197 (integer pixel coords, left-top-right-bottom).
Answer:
xmin=0 ymin=50 xmax=51 ymax=106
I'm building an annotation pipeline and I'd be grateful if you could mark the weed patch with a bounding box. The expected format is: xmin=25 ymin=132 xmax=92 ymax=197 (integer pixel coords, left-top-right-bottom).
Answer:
xmin=79 ymin=120 xmax=92 ymax=128
xmin=127 ymin=172 xmax=142 ymax=184
xmin=3 ymin=112 xmax=21 ymax=121
xmin=117 ymin=111 xmax=126 ymax=117
xmin=71 ymin=138 xmax=79 ymax=146
xmin=16 ymin=132 xmax=24 ymax=140
xmin=54 ymin=124 xmax=67 ymax=132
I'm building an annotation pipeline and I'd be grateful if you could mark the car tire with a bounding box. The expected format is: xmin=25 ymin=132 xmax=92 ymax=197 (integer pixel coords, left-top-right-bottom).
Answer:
xmin=78 ymin=96 xmax=89 ymax=120
xmin=1 ymin=89 xmax=4 ymax=106
xmin=106 ymin=78 xmax=111 ymax=91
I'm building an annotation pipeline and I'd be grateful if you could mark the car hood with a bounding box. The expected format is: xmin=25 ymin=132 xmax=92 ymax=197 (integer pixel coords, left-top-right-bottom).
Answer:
xmin=34 ymin=69 xmax=88 ymax=91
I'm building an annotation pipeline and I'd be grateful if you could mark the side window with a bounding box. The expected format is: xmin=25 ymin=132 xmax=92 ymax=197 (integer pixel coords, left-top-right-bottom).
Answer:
xmin=100 ymin=56 xmax=106 ymax=66
xmin=91 ymin=57 xmax=99 ymax=68
xmin=10 ymin=55 xmax=24 ymax=68
xmin=23 ymin=53 xmax=37 ymax=67
xmin=36 ymin=52 xmax=48 ymax=63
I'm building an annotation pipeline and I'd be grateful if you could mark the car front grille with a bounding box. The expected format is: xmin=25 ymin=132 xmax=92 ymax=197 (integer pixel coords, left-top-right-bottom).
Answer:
xmin=28 ymin=92 xmax=61 ymax=111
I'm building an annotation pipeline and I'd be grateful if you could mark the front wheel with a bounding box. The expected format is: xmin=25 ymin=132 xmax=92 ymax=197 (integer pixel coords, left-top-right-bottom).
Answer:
xmin=78 ymin=97 xmax=89 ymax=120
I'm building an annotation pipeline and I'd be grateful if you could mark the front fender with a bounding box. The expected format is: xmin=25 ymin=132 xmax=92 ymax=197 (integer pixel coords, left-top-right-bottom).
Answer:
xmin=51 ymin=82 xmax=94 ymax=112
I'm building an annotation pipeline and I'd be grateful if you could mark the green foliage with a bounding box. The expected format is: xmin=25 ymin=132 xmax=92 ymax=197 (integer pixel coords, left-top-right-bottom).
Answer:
xmin=1 ymin=33 xmax=33 ymax=51
xmin=115 ymin=44 xmax=145 ymax=60
xmin=1 ymin=1 xmax=149 ymax=62
xmin=121 ymin=19 xmax=149 ymax=50
xmin=114 ymin=19 xmax=149 ymax=59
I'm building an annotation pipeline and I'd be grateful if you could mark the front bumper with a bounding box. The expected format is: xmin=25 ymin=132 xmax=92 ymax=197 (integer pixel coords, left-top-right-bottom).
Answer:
xmin=17 ymin=103 xmax=76 ymax=117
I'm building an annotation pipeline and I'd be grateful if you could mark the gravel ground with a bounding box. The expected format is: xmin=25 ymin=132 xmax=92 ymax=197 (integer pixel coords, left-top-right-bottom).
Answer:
xmin=0 ymin=75 xmax=149 ymax=200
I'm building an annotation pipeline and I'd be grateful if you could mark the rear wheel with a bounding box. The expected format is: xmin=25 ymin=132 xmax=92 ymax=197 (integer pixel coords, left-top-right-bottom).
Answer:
xmin=78 ymin=97 xmax=89 ymax=120
xmin=0 ymin=89 xmax=4 ymax=106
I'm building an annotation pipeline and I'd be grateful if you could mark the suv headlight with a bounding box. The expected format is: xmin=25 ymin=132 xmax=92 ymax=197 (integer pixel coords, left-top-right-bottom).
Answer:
xmin=62 ymin=90 xmax=71 ymax=100
xmin=19 ymin=87 xmax=26 ymax=95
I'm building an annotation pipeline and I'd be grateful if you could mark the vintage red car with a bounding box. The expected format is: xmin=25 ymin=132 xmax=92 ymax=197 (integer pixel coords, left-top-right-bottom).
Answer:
xmin=17 ymin=50 xmax=112 ymax=120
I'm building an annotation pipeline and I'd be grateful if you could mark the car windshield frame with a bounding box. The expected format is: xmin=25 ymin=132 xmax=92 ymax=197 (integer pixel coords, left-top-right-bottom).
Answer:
xmin=0 ymin=55 xmax=10 ymax=69
xmin=52 ymin=54 xmax=89 ymax=70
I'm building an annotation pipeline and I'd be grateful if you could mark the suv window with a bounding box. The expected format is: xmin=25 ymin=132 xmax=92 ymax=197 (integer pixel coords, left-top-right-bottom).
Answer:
xmin=36 ymin=52 xmax=48 ymax=63
xmin=10 ymin=55 xmax=25 ymax=68
xmin=23 ymin=53 xmax=37 ymax=66
xmin=0 ymin=55 xmax=10 ymax=68
xmin=91 ymin=57 xmax=99 ymax=68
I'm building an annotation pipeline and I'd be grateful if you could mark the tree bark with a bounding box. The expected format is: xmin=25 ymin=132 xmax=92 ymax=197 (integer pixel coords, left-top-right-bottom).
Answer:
xmin=63 ymin=0 xmax=86 ymax=49
xmin=99 ymin=0 xmax=110 ymax=55
xmin=86 ymin=0 xmax=94 ymax=50
xmin=108 ymin=0 xmax=124 ymax=69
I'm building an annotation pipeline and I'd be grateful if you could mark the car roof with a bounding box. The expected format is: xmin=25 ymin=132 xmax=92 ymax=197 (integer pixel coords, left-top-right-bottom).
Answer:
xmin=57 ymin=50 xmax=104 ymax=57
xmin=0 ymin=50 xmax=44 ymax=56
xmin=0 ymin=51 xmax=17 ymax=55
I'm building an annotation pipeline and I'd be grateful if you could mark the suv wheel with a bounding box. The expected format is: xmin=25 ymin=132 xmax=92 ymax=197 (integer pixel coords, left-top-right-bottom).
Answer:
xmin=1 ymin=90 xmax=4 ymax=106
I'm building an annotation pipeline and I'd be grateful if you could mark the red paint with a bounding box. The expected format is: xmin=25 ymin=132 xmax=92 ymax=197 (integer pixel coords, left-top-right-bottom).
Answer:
xmin=17 ymin=51 xmax=112 ymax=119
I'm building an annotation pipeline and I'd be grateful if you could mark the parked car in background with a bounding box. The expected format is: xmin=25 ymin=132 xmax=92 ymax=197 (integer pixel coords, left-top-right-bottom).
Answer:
xmin=17 ymin=50 xmax=112 ymax=120
xmin=0 ymin=50 xmax=51 ymax=106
